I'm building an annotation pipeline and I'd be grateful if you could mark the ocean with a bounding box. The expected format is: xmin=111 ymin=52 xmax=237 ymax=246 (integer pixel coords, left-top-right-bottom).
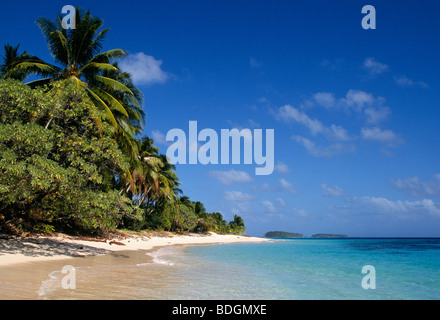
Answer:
xmin=36 ymin=238 xmax=440 ymax=300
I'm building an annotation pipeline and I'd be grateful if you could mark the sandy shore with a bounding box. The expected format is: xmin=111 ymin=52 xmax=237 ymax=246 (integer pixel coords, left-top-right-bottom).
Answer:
xmin=0 ymin=232 xmax=270 ymax=267
xmin=0 ymin=232 xmax=272 ymax=299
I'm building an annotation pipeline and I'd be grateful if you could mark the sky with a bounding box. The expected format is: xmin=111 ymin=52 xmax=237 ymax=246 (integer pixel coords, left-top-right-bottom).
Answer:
xmin=1 ymin=0 xmax=440 ymax=237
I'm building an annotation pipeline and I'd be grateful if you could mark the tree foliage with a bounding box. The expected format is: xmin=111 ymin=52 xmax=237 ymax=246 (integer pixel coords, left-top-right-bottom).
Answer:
xmin=0 ymin=8 xmax=247 ymax=237
xmin=0 ymin=80 xmax=141 ymax=234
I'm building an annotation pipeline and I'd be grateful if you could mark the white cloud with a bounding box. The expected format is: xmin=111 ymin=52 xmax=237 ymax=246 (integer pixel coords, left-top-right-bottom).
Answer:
xmin=227 ymin=118 xmax=260 ymax=130
xmin=364 ymin=106 xmax=391 ymax=124
xmin=321 ymin=183 xmax=345 ymax=197
xmin=224 ymin=191 xmax=254 ymax=202
xmin=363 ymin=57 xmax=389 ymax=75
xmin=276 ymin=197 xmax=286 ymax=206
xmin=292 ymin=208 xmax=310 ymax=218
xmin=358 ymin=196 xmax=440 ymax=217
xmin=275 ymin=105 xmax=324 ymax=135
xmin=311 ymin=90 xmax=391 ymax=124
xmin=292 ymin=135 xmax=355 ymax=158
xmin=394 ymin=75 xmax=428 ymax=88
xmin=342 ymin=89 xmax=376 ymax=111
xmin=231 ymin=201 xmax=253 ymax=216
xmin=328 ymin=124 xmax=351 ymax=141
xmin=261 ymin=200 xmax=277 ymax=213
xmin=279 ymin=178 xmax=297 ymax=194
xmin=275 ymin=105 xmax=351 ymax=141
xmin=361 ymin=127 xmax=404 ymax=146
xmin=313 ymin=92 xmax=336 ymax=108
xmin=252 ymin=183 xmax=273 ymax=192
xmin=275 ymin=161 xmax=291 ymax=174
xmin=391 ymin=175 xmax=440 ymax=197
xmin=151 ymin=130 xmax=169 ymax=146
xmin=119 ymin=52 xmax=169 ymax=85
xmin=208 ymin=169 xmax=253 ymax=186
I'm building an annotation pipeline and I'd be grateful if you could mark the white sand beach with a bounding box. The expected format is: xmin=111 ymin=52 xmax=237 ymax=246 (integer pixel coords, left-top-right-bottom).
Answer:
xmin=0 ymin=232 xmax=269 ymax=267
xmin=0 ymin=232 xmax=271 ymax=300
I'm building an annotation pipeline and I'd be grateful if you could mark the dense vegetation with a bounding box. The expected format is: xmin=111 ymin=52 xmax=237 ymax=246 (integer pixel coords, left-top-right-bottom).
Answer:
xmin=0 ymin=8 xmax=245 ymax=236
xmin=264 ymin=231 xmax=304 ymax=238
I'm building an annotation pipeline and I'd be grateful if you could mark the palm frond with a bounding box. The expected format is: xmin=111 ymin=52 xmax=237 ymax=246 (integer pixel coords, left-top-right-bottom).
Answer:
xmin=86 ymin=87 xmax=118 ymax=129
xmin=92 ymin=86 xmax=129 ymax=118
xmin=94 ymin=75 xmax=134 ymax=95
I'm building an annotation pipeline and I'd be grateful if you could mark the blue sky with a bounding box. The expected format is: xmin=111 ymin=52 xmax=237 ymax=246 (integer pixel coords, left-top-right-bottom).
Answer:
xmin=2 ymin=0 xmax=440 ymax=236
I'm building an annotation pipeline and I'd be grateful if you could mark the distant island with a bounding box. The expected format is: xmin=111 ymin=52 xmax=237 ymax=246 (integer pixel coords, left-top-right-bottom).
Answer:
xmin=265 ymin=231 xmax=349 ymax=239
xmin=264 ymin=231 xmax=304 ymax=238
xmin=311 ymin=234 xmax=349 ymax=239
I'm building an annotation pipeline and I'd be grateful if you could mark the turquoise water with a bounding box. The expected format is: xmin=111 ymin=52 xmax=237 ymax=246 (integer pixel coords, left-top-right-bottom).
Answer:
xmin=166 ymin=238 xmax=440 ymax=300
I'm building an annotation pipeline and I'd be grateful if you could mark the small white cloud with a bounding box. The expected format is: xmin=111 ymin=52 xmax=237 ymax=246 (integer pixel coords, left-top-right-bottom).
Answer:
xmin=391 ymin=175 xmax=440 ymax=197
xmin=119 ymin=52 xmax=170 ymax=85
xmin=361 ymin=127 xmax=404 ymax=146
xmin=292 ymin=135 xmax=355 ymax=158
xmin=363 ymin=57 xmax=389 ymax=75
xmin=279 ymin=178 xmax=297 ymax=194
xmin=275 ymin=161 xmax=291 ymax=174
xmin=276 ymin=197 xmax=286 ymax=206
xmin=394 ymin=75 xmax=429 ymax=88
xmin=151 ymin=130 xmax=169 ymax=146
xmin=275 ymin=105 xmax=324 ymax=135
xmin=321 ymin=183 xmax=345 ymax=197
xmin=261 ymin=200 xmax=277 ymax=213
xmin=313 ymin=92 xmax=337 ymax=109
xmin=342 ymin=90 xmax=376 ymax=112
xmin=364 ymin=106 xmax=391 ymax=124
xmin=275 ymin=105 xmax=351 ymax=141
xmin=292 ymin=208 xmax=310 ymax=218
xmin=311 ymin=90 xmax=391 ymax=124
xmin=208 ymin=169 xmax=253 ymax=186
xmin=224 ymin=191 xmax=254 ymax=202
xmin=231 ymin=201 xmax=253 ymax=216
xmin=328 ymin=124 xmax=351 ymax=141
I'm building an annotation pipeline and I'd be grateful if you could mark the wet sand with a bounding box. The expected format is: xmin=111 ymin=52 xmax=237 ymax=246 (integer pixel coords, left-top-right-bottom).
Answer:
xmin=0 ymin=233 xmax=269 ymax=299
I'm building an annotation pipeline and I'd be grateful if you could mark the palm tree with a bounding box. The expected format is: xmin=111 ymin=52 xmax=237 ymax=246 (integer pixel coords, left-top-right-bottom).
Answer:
xmin=129 ymin=137 xmax=182 ymax=206
xmin=0 ymin=44 xmax=50 ymax=81
xmin=102 ymin=63 xmax=145 ymax=158
xmin=8 ymin=8 xmax=143 ymax=134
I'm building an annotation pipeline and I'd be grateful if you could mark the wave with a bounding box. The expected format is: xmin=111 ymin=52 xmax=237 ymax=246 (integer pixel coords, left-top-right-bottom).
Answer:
xmin=145 ymin=247 xmax=177 ymax=266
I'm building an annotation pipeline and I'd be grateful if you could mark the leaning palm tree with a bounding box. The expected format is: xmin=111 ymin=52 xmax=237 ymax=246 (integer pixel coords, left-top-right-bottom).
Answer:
xmin=9 ymin=8 xmax=143 ymax=134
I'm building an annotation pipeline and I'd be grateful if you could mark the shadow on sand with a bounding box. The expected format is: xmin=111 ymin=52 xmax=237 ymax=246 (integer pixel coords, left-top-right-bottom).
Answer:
xmin=0 ymin=237 xmax=110 ymax=258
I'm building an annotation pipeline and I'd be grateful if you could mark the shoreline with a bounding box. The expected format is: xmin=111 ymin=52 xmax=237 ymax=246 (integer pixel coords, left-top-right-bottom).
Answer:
xmin=0 ymin=231 xmax=270 ymax=267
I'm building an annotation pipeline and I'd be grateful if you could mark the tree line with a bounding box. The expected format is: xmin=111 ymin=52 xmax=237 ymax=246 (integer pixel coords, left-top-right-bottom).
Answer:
xmin=0 ymin=8 xmax=245 ymax=236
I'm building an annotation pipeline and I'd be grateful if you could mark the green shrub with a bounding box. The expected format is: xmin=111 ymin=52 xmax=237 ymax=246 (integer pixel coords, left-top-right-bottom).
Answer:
xmin=0 ymin=80 xmax=141 ymax=235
